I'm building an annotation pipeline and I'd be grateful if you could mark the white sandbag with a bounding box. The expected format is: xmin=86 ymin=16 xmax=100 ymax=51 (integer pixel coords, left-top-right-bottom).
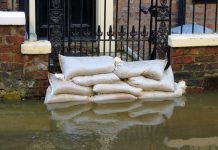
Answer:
xmin=59 ymin=55 xmax=115 ymax=80
xmin=113 ymin=61 xmax=148 ymax=79
xmin=90 ymin=93 xmax=137 ymax=102
xmin=128 ymin=66 xmax=175 ymax=92
xmin=44 ymin=87 xmax=90 ymax=104
xmin=72 ymin=73 xmax=120 ymax=86
xmin=48 ymin=73 xmax=93 ymax=96
xmin=139 ymin=83 xmax=183 ymax=100
xmin=114 ymin=59 xmax=167 ymax=80
xmin=93 ymin=81 xmax=142 ymax=96
xmin=142 ymin=59 xmax=167 ymax=80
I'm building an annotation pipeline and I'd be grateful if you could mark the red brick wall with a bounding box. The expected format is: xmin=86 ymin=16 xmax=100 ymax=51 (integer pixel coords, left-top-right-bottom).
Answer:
xmin=114 ymin=0 xmax=217 ymax=32
xmin=184 ymin=0 xmax=218 ymax=31
xmin=0 ymin=0 xmax=19 ymax=10
xmin=0 ymin=0 xmax=8 ymax=10
xmin=171 ymin=47 xmax=218 ymax=93
xmin=0 ymin=25 xmax=49 ymax=101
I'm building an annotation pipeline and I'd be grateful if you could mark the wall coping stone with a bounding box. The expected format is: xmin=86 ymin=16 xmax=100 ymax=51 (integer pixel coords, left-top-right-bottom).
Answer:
xmin=168 ymin=34 xmax=218 ymax=47
xmin=21 ymin=40 xmax=51 ymax=55
xmin=0 ymin=11 xmax=25 ymax=25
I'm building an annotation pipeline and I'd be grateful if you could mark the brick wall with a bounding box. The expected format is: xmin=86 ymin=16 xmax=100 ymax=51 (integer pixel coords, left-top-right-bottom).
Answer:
xmin=114 ymin=0 xmax=217 ymax=32
xmin=171 ymin=47 xmax=218 ymax=93
xmin=184 ymin=0 xmax=218 ymax=30
xmin=0 ymin=0 xmax=8 ymax=10
xmin=0 ymin=0 xmax=19 ymax=10
xmin=0 ymin=25 xmax=49 ymax=101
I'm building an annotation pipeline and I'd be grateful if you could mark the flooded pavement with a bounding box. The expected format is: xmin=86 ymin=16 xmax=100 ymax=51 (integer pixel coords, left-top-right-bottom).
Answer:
xmin=0 ymin=93 xmax=218 ymax=150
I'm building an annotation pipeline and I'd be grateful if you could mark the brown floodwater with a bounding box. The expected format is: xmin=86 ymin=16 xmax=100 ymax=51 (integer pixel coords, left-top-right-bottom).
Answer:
xmin=0 ymin=92 xmax=218 ymax=150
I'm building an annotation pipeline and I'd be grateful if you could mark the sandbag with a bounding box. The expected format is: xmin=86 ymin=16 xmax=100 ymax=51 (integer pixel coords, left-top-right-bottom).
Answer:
xmin=44 ymin=87 xmax=90 ymax=104
xmin=72 ymin=73 xmax=120 ymax=86
xmin=142 ymin=59 xmax=167 ymax=80
xmin=114 ymin=59 xmax=167 ymax=80
xmin=114 ymin=61 xmax=147 ymax=79
xmin=48 ymin=73 xmax=93 ymax=96
xmin=59 ymin=55 xmax=115 ymax=80
xmin=128 ymin=66 xmax=175 ymax=92
xmin=139 ymin=83 xmax=183 ymax=100
xmin=90 ymin=93 xmax=137 ymax=102
xmin=93 ymin=81 xmax=142 ymax=96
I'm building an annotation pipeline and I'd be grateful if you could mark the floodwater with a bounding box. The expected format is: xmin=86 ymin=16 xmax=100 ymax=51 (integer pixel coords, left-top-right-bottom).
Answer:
xmin=0 ymin=93 xmax=218 ymax=150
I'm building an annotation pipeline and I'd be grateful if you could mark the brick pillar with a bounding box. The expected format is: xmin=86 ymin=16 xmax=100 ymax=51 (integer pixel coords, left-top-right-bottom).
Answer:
xmin=22 ymin=54 xmax=49 ymax=100
xmin=171 ymin=47 xmax=218 ymax=93
xmin=0 ymin=25 xmax=50 ymax=101
xmin=0 ymin=25 xmax=25 ymax=101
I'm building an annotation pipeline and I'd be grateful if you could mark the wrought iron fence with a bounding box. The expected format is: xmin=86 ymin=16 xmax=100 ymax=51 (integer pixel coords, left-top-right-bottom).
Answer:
xmin=45 ymin=0 xmax=172 ymax=72
xmin=175 ymin=0 xmax=218 ymax=34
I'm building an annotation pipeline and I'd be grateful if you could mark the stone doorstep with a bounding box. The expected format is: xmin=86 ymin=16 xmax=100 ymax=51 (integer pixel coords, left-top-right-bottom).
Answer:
xmin=21 ymin=40 xmax=52 ymax=55
xmin=168 ymin=34 xmax=218 ymax=47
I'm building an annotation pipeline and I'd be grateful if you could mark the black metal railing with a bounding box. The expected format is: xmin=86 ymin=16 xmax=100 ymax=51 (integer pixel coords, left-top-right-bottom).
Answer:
xmin=175 ymin=0 xmax=218 ymax=34
xmin=45 ymin=0 xmax=171 ymax=72
xmin=0 ymin=0 xmax=30 ymax=39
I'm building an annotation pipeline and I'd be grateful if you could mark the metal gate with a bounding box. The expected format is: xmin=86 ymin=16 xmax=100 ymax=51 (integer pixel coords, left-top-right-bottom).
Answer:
xmin=47 ymin=0 xmax=171 ymax=72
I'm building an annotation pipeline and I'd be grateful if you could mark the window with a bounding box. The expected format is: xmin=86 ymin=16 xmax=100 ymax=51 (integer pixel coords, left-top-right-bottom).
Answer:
xmin=36 ymin=0 xmax=96 ymax=39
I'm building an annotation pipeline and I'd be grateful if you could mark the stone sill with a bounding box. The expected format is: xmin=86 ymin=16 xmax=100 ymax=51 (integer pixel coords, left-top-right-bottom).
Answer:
xmin=168 ymin=34 xmax=218 ymax=47
xmin=0 ymin=11 xmax=25 ymax=25
xmin=21 ymin=40 xmax=51 ymax=55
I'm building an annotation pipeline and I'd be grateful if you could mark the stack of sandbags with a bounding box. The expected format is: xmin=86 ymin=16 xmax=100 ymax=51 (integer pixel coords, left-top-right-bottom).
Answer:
xmin=45 ymin=55 xmax=141 ymax=103
xmin=114 ymin=59 xmax=186 ymax=100
xmin=44 ymin=75 xmax=92 ymax=104
xmin=45 ymin=55 xmax=116 ymax=103
xmin=45 ymin=55 xmax=186 ymax=104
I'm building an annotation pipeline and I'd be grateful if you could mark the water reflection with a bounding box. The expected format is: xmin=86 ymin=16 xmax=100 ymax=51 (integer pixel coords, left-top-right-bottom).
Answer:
xmin=2 ymin=94 xmax=218 ymax=150
xmin=46 ymin=97 xmax=186 ymax=150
